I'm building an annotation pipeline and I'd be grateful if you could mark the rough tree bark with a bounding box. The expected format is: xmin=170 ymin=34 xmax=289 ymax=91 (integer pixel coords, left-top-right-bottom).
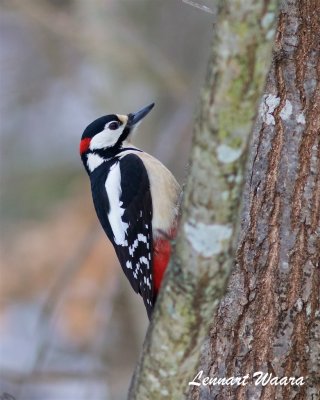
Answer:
xmin=129 ymin=1 xmax=281 ymax=399
xmin=189 ymin=1 xmax=320 ymax=399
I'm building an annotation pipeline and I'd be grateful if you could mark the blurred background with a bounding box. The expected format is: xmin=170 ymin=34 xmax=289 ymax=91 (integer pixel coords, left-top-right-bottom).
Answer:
xmin=0 ymin=0 xmax=213 ymax=398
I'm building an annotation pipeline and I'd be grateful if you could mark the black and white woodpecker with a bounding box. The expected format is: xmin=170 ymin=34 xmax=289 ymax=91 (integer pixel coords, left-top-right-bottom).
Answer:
xmin=80 ymin=103 xmax=180 ymax=318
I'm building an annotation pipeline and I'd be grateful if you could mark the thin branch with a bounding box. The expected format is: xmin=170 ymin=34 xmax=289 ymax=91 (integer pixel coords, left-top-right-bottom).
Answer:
xmin=182 ymin=0 xmax=215 ymax=15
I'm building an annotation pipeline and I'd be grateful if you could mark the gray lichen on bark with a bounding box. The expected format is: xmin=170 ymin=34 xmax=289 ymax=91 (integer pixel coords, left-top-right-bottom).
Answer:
xmin=128 ymin=1 xmax=280 ymax=399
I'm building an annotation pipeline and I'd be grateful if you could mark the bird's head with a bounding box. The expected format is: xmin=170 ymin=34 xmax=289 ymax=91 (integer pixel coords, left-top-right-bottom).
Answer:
xmin=80 ymin=103 xmax=154 ymax=173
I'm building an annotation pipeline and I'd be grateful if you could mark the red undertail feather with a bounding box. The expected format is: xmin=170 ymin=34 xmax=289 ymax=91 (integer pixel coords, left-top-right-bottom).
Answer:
xmin=153 ymin=238 xmax=171 ymax=294
xmin=153 ymin=227 xmax=177 ymax=295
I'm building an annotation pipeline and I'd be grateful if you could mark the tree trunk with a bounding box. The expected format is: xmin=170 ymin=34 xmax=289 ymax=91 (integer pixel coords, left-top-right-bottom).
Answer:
xmin=189 ymin=1 xmax=320 ymax=399
xmin=129 ymin=1 xmax=280 ymax=399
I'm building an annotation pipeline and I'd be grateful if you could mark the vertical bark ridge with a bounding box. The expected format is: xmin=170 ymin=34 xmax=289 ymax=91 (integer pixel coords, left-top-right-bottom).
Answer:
xmin=190 ymin=1 xmax=320 ymax=399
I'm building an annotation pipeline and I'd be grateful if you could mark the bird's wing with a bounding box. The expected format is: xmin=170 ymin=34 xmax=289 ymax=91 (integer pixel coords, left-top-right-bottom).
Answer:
xmin=111 ymin=153 xmax=154 ymax=317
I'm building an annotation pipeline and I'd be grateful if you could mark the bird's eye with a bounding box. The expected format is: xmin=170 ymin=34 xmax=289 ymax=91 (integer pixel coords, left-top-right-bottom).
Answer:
xmin=108 ymin=121 xmax=120 ymax=130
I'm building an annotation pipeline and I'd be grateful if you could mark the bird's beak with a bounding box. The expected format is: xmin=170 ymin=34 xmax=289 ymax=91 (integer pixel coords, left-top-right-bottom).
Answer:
xmin=127 ymin=103 xmax=155 ymax=127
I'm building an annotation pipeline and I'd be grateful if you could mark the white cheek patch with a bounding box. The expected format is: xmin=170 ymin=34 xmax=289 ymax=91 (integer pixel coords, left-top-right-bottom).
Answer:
xmin=90 ymin=126 xmax=124 ymax=150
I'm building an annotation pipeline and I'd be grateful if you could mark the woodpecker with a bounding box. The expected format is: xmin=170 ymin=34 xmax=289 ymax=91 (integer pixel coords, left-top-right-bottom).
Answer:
xmin=80 ymin=103 xmax=180 ymax=318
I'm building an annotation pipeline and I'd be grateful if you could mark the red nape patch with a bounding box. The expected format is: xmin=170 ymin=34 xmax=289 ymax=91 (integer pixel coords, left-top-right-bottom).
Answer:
xmin=79 ymin=138 xmax=91 ymax=155
xmin=153 ymin=238 xmax=172 ymax=294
